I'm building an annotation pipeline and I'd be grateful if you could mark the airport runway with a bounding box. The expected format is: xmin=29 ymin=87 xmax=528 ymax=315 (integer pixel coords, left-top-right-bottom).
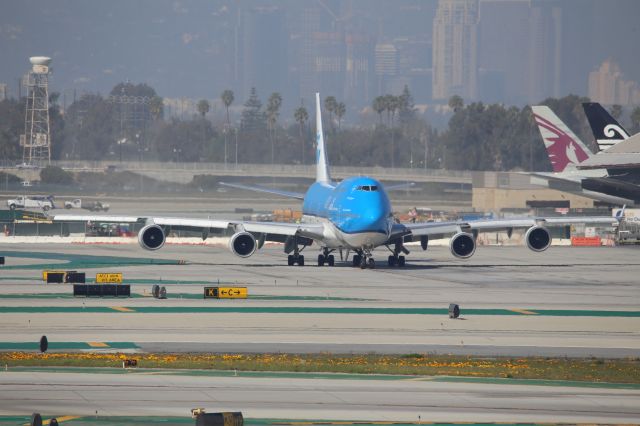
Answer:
xmin=1 ymin=369 xmax=639 ymax=423
xmin=0 ymin=244 xmax=639 ymax=358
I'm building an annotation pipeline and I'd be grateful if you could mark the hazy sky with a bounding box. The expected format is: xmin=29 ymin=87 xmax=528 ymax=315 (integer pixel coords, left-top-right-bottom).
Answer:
xmin=1 ymin=0 xmax=639 ymax=109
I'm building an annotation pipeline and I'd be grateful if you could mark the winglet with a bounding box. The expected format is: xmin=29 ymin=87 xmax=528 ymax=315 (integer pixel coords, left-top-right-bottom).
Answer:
xmin=315 ymin=93 xmax=331 ymax=184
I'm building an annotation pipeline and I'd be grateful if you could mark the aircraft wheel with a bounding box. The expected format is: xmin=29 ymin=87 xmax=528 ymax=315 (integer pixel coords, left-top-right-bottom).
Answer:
xmin=317 ymin=254 xmax=325 ymax=266
xmin=353 ymin=255 xmax=361 ymax=267
xmin=398 ymin=256 xmax=406 ymax=267
xmin=327 ymin=255 xmax=335 ymax=266
xmin=287 ymin=255 xmax=294 ymax=266
xmin=298 ymin=255 xmax=304 ymax=266
xmin=387 ymin=255 xmax=396 ymax=267
xmin=368 ymin=258 xmax=375 ymax=269
xmin=360 ymin=259 xmax=367 ymax=269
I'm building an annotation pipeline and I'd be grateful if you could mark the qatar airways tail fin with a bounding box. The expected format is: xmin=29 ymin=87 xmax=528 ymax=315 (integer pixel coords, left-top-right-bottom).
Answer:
xmin=315 ymin=93 xmax=332 ymax=184
xmin=582 ymin=102 xmax=630 ymax=152
xmin=531 ymin=105 xmax=593 ymax=173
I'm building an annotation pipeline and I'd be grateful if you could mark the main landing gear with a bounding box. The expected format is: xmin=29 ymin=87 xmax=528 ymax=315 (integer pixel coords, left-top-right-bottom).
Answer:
xmin=317 ymin=248 xmax=335 ymax=266
xmin=386 ymin=241 xmax=409 ymax=267
xmin=287 ymin=254 xmax=304 ymax=266
xmin=352 ymin=250 xmax=375 ymax=269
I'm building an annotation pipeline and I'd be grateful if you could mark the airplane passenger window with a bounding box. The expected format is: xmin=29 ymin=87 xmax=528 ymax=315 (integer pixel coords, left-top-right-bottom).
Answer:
xmin=371 ymin=186 xmax=378 ymax=191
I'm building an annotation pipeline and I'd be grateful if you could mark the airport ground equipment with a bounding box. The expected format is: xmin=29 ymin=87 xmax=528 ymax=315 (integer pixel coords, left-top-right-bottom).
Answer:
xmin=39 ymin=336 xmax=48 ymax=353
xmin=30 ymin=413 xmax=42 ymax=426
xmin=45 ymin=270 xmax=84 ymax=283
xmin=0 ymin=256 xmax=4 ymax=265
xmin=7 ymin=195 xmax=55 ymax=211
xmin=449 ymin=304 xmax=460 ymax=319
xmin=204 ymin=287 xmax=248 ymax=299
xmin=152 ymin=285 xmax=167 ymax=299
xmin=64 ymin=198 xmax=110 ymax=211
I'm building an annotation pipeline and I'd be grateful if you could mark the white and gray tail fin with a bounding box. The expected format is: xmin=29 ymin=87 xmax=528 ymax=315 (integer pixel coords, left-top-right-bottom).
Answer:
xmin=531 ymin=105 xmax=593 ymax=173
xmin=315 ymin=92 xmax=331 ymax=184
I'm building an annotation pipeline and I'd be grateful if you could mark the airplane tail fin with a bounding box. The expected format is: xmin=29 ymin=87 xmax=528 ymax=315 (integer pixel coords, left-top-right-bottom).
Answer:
xmin=582 ymin=102 xmax=630 ymax=152
xmin=315 ymin=92 xmax=331 ymax=184
xmin=531 ymin=105 xmax=592 ymax=173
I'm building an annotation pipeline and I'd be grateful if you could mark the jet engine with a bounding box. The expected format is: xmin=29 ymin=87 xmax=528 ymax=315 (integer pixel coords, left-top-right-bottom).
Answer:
xmin=449 ymin=232 xmax=476 ymax=259
xmin=138 ymin=224 xmax=165 ymax=251
xmin=229 ymin=231 xmax=257 ymax=258
xmin=525 ymin=225 xmax=551 ymax=252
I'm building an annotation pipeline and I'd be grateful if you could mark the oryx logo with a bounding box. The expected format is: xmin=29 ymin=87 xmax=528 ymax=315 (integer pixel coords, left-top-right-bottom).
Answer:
xmin=534 ymin=113 xmax=589 ymax=172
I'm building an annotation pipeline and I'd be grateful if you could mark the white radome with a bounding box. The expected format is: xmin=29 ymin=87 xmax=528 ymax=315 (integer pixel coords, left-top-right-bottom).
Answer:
xmin=29 ymin=56 xmax=52 ymax=66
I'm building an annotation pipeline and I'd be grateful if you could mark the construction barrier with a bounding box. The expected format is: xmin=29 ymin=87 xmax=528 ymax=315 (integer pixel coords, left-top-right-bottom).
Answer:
xmin=195 ymin=412 xmax=244 ymax=426
xmin=42 ymin=270 xmax=67 ymax=281
xmin=73 ymin=284 xmax=130 ymax=297
xmin=203 ymin=287 xmax=248 ymax=299
xmin=571 ymin=236 xmax=601 ymax=246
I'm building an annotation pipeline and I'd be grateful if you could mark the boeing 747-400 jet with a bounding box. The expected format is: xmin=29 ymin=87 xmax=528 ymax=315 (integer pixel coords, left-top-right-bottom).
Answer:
xmin=53 ymin=94 xmax=621 ymax=268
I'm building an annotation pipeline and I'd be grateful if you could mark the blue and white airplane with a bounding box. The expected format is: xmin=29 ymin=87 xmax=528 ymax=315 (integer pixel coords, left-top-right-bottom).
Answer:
xmin=54 ymin=94 xmax=620 ymax=268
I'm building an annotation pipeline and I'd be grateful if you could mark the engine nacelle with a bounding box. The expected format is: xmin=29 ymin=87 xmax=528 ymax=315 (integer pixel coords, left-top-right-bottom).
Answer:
xmin=138 ymin=224 xmax=165 ymax=251
xmin=449 ymin=232 xmax=476 ymax=259
xmin=229 ymin=231 xmax=257 ymax=258
xmin=525 ymin=225 xmax=551 ymax=252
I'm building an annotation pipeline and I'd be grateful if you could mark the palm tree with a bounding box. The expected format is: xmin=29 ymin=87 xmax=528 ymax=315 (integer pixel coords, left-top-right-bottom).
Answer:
xmin=221 ymin=90 xmax=234 ymax=126
xmin=335 ymin=102 xmax=346 ymax=130
xmin=294 ymin=101 xmax=309 ymax=164
xmin=324 ymin=96 xmax=337 ymax=131
xmin=372 ymin=96 xmax=385 ymax=125
xmin=267 ymin=92 xmax=283 ymax=165
xmin=197 ymin=99 xmax=210 ymax=118
xmin=221 ymin=90 xmax=234 ymax=166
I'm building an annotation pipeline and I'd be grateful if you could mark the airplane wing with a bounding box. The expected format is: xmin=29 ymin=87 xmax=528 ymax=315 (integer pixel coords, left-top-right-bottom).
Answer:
xmin=391 ymin=215 xmax=619 ymax=240
xmin=52 ymin=214 xmax=326 ymax=241
xmin=219 ymin=182 xmax=305 ymax=200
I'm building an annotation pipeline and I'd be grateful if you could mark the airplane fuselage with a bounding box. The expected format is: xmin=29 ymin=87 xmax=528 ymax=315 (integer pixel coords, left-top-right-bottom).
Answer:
xmin=301 ymin=176 xmax=393 ymax=250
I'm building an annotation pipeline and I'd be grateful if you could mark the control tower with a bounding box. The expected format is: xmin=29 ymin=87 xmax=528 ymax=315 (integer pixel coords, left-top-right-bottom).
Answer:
xmin=21 ymin=56 xmax=52 ymax=165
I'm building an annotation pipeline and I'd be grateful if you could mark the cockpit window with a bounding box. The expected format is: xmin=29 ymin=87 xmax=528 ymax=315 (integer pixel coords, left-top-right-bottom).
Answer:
xmin=356 ymin=185 xmax=378 ymax=192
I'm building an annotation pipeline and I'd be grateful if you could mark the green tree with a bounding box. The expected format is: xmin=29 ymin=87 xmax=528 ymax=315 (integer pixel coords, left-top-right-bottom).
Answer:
xmin=266 ymin=92 xmax=283 ymax=165
xmin=372 ymin=96 xmax=386 ymax=125
xmin=61 ymin=94 xmax=117 ymax=160
xmin=40 ymin=166 xmax=74 ymax=185
xmin=197 ymin=99 xmax=210 ymax=118
xmin=294 ymin=101 xmax=309 ymax=164
xmin=398 ymin=85 xmax=416 ymax=125
xmin=0 ymin=98 xmax=25 ymax=161
xmin=335 ymin=102 xmax=346 ymax=130
xmin=448 ymin=95 xmax=464 ymax=113
xmin=240 ymin=88 xmax=266 ymax=132
xmin=149 ymin=96 xmax=164 ymax=121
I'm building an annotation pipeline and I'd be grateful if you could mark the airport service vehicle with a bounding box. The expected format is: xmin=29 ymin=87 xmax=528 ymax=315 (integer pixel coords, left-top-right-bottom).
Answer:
xmin=64 ymin=199 xmax=110 ymax=212
xmin=54 ymin=94 xmax=621 ymax=268
xmin=7 ymin=195 xmax=55 ymax=211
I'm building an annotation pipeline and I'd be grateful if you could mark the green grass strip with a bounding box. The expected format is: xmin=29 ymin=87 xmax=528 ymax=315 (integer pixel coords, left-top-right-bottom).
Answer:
xmin=0 ymin=305 xmax=638 ymax=316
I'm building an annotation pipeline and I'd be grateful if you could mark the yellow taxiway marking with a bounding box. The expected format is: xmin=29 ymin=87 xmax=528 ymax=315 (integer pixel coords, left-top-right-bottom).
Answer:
xmin=510 ymin=309 xmax=538 ymax=315
xmin=87 ymin=342 xmax=109 ymax=348
xmin=23 ymin=416 xmax=81 ymax=426
xmin=110 ymin=306 xmax=135 ymax=312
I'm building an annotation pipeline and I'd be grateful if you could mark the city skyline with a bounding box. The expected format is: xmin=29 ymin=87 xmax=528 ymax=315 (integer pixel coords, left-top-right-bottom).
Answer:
xmin=1 ymin=0 xmax=639 ymax=119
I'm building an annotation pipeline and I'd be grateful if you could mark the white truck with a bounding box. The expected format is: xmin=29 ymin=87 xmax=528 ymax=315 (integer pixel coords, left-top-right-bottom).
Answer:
xmin=7 ymin=195 xmax=55 ymax=211
xmin=64 ymin=198 xmax=110 ymax=212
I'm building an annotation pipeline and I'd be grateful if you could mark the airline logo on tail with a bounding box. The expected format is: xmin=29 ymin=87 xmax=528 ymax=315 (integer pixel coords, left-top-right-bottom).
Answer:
xmin=531 ymin=106 xmax=591 ymax=173
xmin=582 ymin=102 xmax=630 ymax=151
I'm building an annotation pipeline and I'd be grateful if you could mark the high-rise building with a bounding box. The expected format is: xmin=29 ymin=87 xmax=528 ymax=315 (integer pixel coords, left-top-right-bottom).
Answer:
xmin=589 ymin=59 xmax=640 ymax=106
xmin=432 ymin=0 xmax=479 ymax=101
xmin=374 ymin=43 xmax=397 ymax=95
xmin=0 ymin=83 xmax=7 ymax=101
xmin=528 ymin=0 xmax=562 ymax=102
